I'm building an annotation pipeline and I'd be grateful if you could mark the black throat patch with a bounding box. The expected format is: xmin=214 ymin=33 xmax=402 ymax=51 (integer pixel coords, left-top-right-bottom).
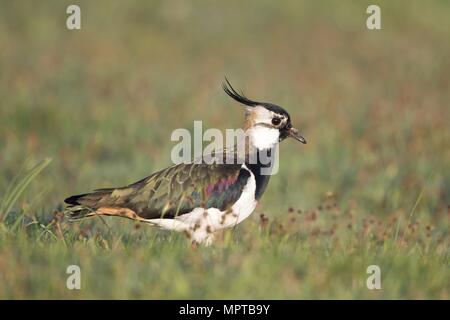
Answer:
xmin=245 ymin=149 xmax=274 ymax=200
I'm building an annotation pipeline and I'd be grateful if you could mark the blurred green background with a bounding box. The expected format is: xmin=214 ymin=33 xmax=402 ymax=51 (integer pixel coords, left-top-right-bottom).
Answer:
xmin=0 ymin=0 xmax=449 ymax=299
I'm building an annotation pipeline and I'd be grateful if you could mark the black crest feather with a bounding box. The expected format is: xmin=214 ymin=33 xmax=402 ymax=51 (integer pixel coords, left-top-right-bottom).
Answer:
xmin=222 ymin=77 xmax=259 ymax=107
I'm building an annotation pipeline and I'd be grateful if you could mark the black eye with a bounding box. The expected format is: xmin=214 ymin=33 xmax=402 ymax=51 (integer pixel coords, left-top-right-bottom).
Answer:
xmin=272 ymin=117 xmax=281 ymax=126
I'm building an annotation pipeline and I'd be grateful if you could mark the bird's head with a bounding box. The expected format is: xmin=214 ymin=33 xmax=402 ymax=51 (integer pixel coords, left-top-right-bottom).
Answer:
xmin=223 ymin=78 xmax=306 ymax=150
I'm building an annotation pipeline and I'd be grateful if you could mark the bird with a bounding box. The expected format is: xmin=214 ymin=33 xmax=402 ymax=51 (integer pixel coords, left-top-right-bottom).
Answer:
xmin=64 ymin=79 xmax=306 ymax=245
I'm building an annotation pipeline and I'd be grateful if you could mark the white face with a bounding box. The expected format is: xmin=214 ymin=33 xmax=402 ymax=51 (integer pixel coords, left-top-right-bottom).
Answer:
xmin=249 ymin=106 xmax=288 ymax=127
xmin=247 ymin=126 xmax=280 ymax=150
xmin=245 ymin=106 xmax=288 ymax=150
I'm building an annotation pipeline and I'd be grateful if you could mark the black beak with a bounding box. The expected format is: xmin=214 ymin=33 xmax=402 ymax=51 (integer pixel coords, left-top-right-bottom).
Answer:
xmin=288 ymin=127 xmax=307 ymax=144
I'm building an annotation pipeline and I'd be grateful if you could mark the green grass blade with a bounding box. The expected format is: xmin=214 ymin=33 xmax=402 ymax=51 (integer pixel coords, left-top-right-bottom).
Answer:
xmin=1 ymin=158 xmax=52 ymax=223
xmin=0 ymin=162 xmax=28 ymax=214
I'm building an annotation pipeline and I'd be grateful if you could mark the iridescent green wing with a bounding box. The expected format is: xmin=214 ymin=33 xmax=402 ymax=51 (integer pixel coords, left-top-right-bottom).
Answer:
xmin=107 ymin=159 xmax=250 ymax=219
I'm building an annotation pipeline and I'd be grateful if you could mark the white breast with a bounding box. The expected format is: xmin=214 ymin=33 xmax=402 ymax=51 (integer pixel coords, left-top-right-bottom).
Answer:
xmin=230 ymin=164 xmax=257 ymax=225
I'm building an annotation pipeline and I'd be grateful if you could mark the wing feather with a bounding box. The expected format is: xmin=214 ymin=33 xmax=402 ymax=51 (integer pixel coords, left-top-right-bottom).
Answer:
xmin=107 ymin=159 xmax=250 ymax=219
xmin=65 ymin=152 xmax=252 ymax=220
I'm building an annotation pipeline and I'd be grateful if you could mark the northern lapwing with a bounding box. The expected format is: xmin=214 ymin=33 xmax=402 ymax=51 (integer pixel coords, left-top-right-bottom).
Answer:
xmin=64 ymin=79 xmax=306 ymax=245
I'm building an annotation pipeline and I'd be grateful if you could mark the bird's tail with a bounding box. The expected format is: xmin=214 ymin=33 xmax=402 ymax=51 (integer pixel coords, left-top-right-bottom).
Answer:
xmin=64 ymin=189 xmax=114 ymax=221
xmin=64 ymin=204 xmax=97 ymax=220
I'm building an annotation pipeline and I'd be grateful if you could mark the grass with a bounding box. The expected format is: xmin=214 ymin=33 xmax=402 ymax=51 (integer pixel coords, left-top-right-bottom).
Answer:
xmin=0 ymin=0 xmax=449 ymax=299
